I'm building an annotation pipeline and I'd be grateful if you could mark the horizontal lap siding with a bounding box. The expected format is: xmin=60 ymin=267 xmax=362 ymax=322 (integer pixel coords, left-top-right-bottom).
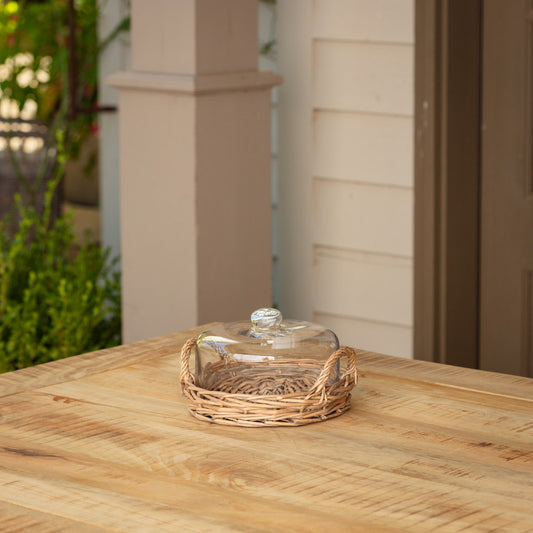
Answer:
xmin=313 ymin=0 xmax=414 ymax=44
xmin=314 ymin=247 xmax=413 ymax=327
xmin=313 ymin=178 xmax=413 ymax=256
xmin=315 ymin=313 xmax=413 ymax=358
xmin=314 ymin=111 xmax=413 ymax=188
xmin=314 ymin=41 xmax=414 ymax=115
xmin=310 ymin=0 xmax=414 ymax=356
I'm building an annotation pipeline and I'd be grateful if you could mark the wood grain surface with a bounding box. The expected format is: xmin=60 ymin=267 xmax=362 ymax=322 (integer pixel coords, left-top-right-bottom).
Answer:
xmin=0 ymin=325 xmax=532 ymax=532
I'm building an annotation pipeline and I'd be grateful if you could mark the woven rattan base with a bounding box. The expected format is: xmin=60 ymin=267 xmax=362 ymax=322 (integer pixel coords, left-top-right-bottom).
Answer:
xmin=179 ymin=337 xmax=358 ymax=427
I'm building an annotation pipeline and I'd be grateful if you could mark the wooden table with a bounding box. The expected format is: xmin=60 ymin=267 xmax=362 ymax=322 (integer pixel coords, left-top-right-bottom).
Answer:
xmin=1 ymin=325 xmax=532 ymax=532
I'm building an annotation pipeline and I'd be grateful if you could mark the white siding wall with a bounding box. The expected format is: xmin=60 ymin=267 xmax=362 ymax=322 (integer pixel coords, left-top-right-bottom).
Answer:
xmin=278 ymin=0 xmax=414 ymax=357
xmin=259 ymin=1 xmax=280 ymax=306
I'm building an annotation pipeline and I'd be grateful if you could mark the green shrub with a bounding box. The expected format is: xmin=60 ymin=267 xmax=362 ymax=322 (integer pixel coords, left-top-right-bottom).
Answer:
xmin=0 ymin=171 xmax=121 ymax=373
xmin=0 ymin=1 xmax=124 ymax=373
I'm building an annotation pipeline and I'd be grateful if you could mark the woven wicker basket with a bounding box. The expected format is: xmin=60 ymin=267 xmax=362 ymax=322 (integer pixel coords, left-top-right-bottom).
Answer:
xmin=179 ymin=337 xmax=358 ymax=427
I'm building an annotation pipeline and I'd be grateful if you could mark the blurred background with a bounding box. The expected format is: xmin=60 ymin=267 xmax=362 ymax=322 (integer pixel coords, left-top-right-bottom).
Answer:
xmin=1 ymin=0 xmax=531 ymax=377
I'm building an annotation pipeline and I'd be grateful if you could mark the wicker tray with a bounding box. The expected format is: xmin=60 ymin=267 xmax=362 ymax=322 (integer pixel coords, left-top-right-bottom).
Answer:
xmin=179 ymin=337 xmax=358 ymax=427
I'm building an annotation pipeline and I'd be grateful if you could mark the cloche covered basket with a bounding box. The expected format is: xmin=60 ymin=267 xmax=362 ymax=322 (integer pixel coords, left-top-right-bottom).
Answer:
xmin=179 ymin=308 xmax=358 ymax=427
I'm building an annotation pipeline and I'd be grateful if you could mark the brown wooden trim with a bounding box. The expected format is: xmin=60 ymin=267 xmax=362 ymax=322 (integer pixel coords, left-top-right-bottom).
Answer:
xmin=526 ymin=0 xmax=533 ymax=197
xmin=414 ymin=1 xmax=482 ymax=367
xmin=414 ymin=0 xmax=439 ymax=362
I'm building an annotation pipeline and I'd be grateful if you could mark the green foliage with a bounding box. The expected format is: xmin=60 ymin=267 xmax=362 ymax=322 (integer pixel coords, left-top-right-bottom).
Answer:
xmin=0 ymin=0 xmax=94 ymax=121
xmin=0 ymin=0 xmax=129 ymax=158
xmin=0 ymin=3 xmax=125 ymax=372
xmin=0 ymin=161 xmax=121 ymax=373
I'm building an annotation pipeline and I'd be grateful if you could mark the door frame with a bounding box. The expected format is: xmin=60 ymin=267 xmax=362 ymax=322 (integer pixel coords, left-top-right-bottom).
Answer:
xmin=414 ymin=0 xmax=483 ymax=366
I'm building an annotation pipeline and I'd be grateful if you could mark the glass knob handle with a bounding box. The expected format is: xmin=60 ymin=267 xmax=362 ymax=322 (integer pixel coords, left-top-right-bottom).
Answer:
xmin=251 ymin=308 xmax=282 ymax=331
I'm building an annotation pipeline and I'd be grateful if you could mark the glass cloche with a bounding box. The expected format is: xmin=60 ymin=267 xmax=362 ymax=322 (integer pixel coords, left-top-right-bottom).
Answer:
xmin=193 ymin=308 xmax=341 ymax=395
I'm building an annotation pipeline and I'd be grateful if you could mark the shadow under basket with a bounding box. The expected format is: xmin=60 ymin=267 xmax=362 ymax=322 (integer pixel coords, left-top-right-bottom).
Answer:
xmin=179 ymin=337 xmax=358 ymax=427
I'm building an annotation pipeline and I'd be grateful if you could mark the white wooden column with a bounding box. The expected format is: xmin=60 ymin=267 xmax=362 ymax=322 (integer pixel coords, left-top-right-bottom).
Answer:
xmin=98 ymin=0 xmax=130 ymax=261
xmin=107 ymin=0 xmax=280 ymax=343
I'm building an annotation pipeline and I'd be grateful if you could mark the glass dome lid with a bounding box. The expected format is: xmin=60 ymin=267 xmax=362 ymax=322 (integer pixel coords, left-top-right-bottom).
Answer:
xmin=196 ymin=308 xmax=339 ymax=362
xmin=193 ymin=309 xmax=341 ymax=394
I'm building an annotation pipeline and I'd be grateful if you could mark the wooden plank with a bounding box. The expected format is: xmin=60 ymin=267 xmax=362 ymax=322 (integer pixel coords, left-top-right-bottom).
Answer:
xmin=313 ymin=110 xmax=413 ymax=188
xmin=1 ymin=422 xmax=531 ymax=533
xmin=313 ymin=178 xmax=414 ymax=256
xmin=1 ymin=360 xmax=532 ymax=531
xmin=29 ymin=360 xmax=532 ymax=449
xmin=1 ymin=332 xmax=533 ymax=530
xmin=0 ymin=325 xmax=210 ymax=398
xmin=358 ymin=350 xmax=533 ymax=402
xmin=0 ymin=435 xmax=386 ymax=533
xmin=314 ymin=246 xmax=413 ymax=326
xmin=0 ymin=469 xmax=229 ymax=533
xmin=313 ymin=0 xmax=414 ymax=44
xmin=0 ymin=501 xmax=107 ymax=532
xmin=313 ymin=41 xmax=414 ymax=115
xmin=315 ymin=312 xmax=413 ymax=358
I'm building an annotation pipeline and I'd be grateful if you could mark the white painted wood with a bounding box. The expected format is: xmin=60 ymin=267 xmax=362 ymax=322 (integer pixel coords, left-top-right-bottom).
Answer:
xmin=313 ymin=178 xmax=413 ymax=257
xmin=118 ymin=91 xmax=197 ymax=342
xmin=277 ymin=0 xmax=314 ymax=320
xmin=313 ymin=0 xmax=414 ymax=44
xmin=270 ymin=103 xmax=279 ymax=156
xmin=111 ymin=0 xmax=278 ymax=342
xmin=107 ymin=70 xmax=279 ymax=95
xmin=277 ymin=0 xmax=415 ymax=357
xmin=131 ymin=0 xmax=195 ymax=74
xmin=314 ymin=246 xmax=413 ymax=326
xmin=271 ymin=156 xmax=279 ymax=206
xmin=196 ymin=0 xmax=258 ymax=74
xmin=314 ymin=40 xmax=414 ymax=116
xmin=99 ymin=0 xmax=130 ymax=260
xmin=259 ymin=2 xmax=280 ymax=305
xmin=313 ymin=110 xmax=413 ymax=188
xmin=272 ymin=205 xmax=279 ymax=257
xmin=195 ymin=90 xmax=274 ymax=324
xmin=259 ymin=54 xmax=278 ymax=78
xmin=315 ymin=312 xmax=413 ymax=358
xmin=132 ymin=0 xmax=256 ymax=75
xmin=271 ymin=86 xmax=279 ymax=105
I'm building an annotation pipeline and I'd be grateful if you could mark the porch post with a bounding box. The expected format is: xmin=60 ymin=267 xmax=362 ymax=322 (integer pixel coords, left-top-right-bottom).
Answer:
xmin=107 ymin=0 xmax=280 ymax=343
